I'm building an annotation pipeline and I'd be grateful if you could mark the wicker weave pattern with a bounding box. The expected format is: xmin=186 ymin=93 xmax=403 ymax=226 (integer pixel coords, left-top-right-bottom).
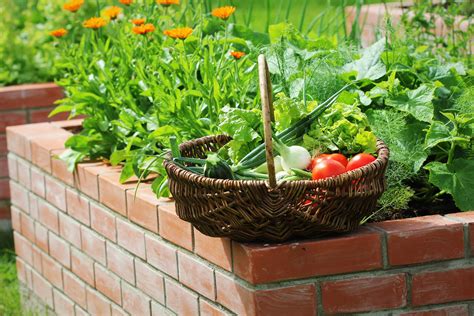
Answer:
xmin=164 ymin=135 xmax=389 ymax=242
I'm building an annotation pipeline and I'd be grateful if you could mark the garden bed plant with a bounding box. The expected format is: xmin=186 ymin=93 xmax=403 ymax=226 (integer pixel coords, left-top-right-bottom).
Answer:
xmin=43 ymin=0 xmax=474 ymax=221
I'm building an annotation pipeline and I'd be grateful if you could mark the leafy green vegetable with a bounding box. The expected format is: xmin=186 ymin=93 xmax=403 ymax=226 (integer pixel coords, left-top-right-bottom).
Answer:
xmin=385 ymin=84 xmax=435 ymax=123
xmin=304 ymin=102 xmax=377 ymax=154
xmin=343 ymin=38 xmax=386 ymax=80
xmin=425 ymin=159 xmax=474 ymax=211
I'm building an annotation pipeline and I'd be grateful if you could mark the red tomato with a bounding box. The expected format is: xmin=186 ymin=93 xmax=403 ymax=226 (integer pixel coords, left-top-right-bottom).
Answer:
xmin=346 ymin=153 xmax=376 ymax=171
xmin=307 ymin=154 xmax=329 ymax=170
xmin=327 ymin=153 xmax=348 ymax=167
xmin=311 ymin=159 xmax=346 ymax=180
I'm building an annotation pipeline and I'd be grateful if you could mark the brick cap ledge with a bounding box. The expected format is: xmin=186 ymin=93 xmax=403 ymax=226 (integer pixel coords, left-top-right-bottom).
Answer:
xmin=7 ymin=121 xmax=474 ymax=287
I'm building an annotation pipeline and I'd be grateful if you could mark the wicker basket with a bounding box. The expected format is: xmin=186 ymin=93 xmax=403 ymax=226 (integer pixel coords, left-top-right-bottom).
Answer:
xmin=163 ymin=55 xmax=389 ymax=242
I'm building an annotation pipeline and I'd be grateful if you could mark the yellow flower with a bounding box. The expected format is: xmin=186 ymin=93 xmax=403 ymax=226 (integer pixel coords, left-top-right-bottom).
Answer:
xmin=156 ymin=0 xmax=179 ymax=6
xmin=230 ymin=51 xmax=245 ymax=60
xmin=132 ymin=23 xmax=155 ymax=35
xmin=119 ymin=0 xmax=133 ymax=5
xmin=211 ymin=6 xmax=236 ymax=20
xmin=163 ymin=27 xmax=193 ymax=40
xmin=83 ymin=17 xmax=108 ymax=29
xmin=63 ymin=0 xmax=84 ymax=13
xmin=104 ymin=6 xmax=122 ymax=20
xmin=50 ymin=28 xmax=68 ymax=38
xmin=131 ymin=18 xmax=146 ymax=26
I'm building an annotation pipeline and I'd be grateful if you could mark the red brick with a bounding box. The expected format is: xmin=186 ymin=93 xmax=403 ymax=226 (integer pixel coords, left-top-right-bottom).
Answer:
xmin=11 ymin=206 xmax=21 ymax=232
xmin=63 ymin=270 xmax=87 ymax=308
xmin=255 ymin=284 xmax=317 ymax=316
xmin=372 ymin=215 xmax=464 ymax=266
xmin=9 ymin=180 xmax=27 ymax=210
xmin=135 ymin=259 xmax=165 ymax=304
xmin=178 ymin=251 xmax=215 ymax=299
xmin=99 ymin=171 xmax=135 ymax=216
xmin=31 ymin=167 xmax=45 ymax=197
xmin=199 ymin=300 xmax=230 ymax=316
xmin=66 ymin=188 xmax=90 ymax=225
xmin=0 ymin=179 xmax=10 ymax=200
xmin=38 ymin=200 xmax=59 ymax=233
xmin=398 ymin=305 xmax=469 ymax=316
xmin=412 ymin=267 xmax=474 ymax=306
xmin=51 ymin=149 xmax=74 ymax=186
xmin=14 ymin=232 xmax=33 ymax=265
xmin=0 ymin=203 xmax=10 ymax=220
xmin=81 ymin=226 xmax=106 ymax=265
xmin=122 ymin=281 xmax=151 ymax=316
xmin=111 ymin=305 xmax=128 ymax=316
xmin=87 ymin=287 xmax=112 ymax=316
xmin=42 ymin=253 xmax=63 ymax=289
xmin=59 ymin=212 xmax=81 ymax=248
xmin=0 ymin=156 xmax=7 ymax=178
xmin=233 ymin=228 xmax=382 ymax=284
xmin=322 ymin=274 xmax=407 ymax=313
xmin=32 ymin=246 xmax=43 ymax=273
xmin=45 ymin=176 xmax=66 ymax=211
xmin=117 ymin=218 xmax=146 ymax=259
xmin=7 ymin=154 xmax=18 ymax=180
xmin=29 ymin=108 xmax=69 ymax=123
xmin=16 ymin=258 xmax=28 ymax=284
xmin=145 ymin=235 xmax=178 ymax=278
xmin=49 ymin=232 xmax=71 ymax=268
xmin=194 ymin=229 xmax=232 ymax=271
xmin=6 ymin=123 xmax=57 ymax=159
xmin=90 ymin=203 xmax=116 ymax=241
xmin=95 ymin=263 xmax=122 ymax=305
xmin=35 ymin=222 xmax=49 ymax=252
xmin=0 ymin=111 xmax=26 ymax=132
xmin=159 ymin=203 xmax=193 ymax=250
xmin=0 ymin=134 xmax=6 ymax=155
xmin=446 ymin=212 xmax=474 ymax=255
xmin=71 ymin=247 xmax=95 ymax=286
xmin=28 ymin=192 xmax=39 ymax=219
xmin=106 ymin=242 xmax=135 ymax=284
xmin=126 ymin=187 xmax=159 ymax=233
xmin=30 ymin=131 xmax=71 ymax=172
xmin=215 ymin=272 xmax=255 ymax=315
xmin=20 ymin=211 xmax=35 ymax=242
xmin=75 ymin=306 xmax=89 ymax=316
xmin=152 ymin=302 xmax=174 ymax=316
xmin=53 ymin=289 xmax=75 ymax=316
xmin=75 ymin=163 xmax=109 ymax=200
xmin=51 ymin=119 xmax=83 ymax=129
xmin=0 ymin=83 xmax=63 ymax=110
xmin=32 ymin=270 xmax=54 ymax=308
xmin=165 ymin=279 xmax=199 ymax=316
xmin=17 ymin=158 xmax=30 ymax=189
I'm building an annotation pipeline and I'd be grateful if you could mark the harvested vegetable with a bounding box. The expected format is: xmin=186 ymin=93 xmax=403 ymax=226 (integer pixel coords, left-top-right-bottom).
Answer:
xmin=346 ymin=153 xmax=376 ymax=171
xmin=311 ymin=159 xmax=346 ymax=180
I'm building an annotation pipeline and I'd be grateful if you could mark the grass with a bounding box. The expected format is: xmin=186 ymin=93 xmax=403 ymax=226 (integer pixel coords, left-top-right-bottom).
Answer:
xmin=0 ymin=230 xmax=23 ymax=316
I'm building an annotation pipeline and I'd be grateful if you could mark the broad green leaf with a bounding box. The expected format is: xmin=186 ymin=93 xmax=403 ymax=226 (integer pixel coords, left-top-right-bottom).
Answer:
xmin=149 ymin=125 xmax=179 ymax=140
xmin=386 ymin=84 xmax=435 ymax=123
xmin=424 ymin=121 xmax=470 ymax=150
xmin=110 ymin=149 xmax=127 ymax=166
xmin=343 ymin=38 xmax=386 ymax=80
xmin=119 ymin=162 xmax=135 ymax=184
xmin=425 ymin=159 xmax=474 ymax=211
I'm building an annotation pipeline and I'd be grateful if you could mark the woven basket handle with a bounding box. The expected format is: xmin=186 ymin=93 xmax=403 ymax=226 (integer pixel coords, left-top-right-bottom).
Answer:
xmin=258 ymin=54 xmax=277 ymax=188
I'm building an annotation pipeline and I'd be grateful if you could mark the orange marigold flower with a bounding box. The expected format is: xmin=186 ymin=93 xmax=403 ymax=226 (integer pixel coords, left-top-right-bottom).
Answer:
xmin=211 ymin=6 xmax=236 ymax=20
xmin=50 ymin=28 xmax=68 ymax=38
xmin=104 ymin=6 xmax=122 ymax=20
xmin=156 ymin=0 xmax=179 ymax=6
xmin=163 ymin=27 xmax=193 ymax=40
xmin=132 ymin=23 xmax=155 ymax=35
xmin=63 ymin=0 xmax=84 ymax=13
xmin=131 ymin=18 xmax=146 ymax=26
xmin=119 ymin=0 xmax=133 ymax=5
xmin=230 ymin=51 xmax=245 ymax=60
xmin=83 ymin=17 xmax=108 ymax=29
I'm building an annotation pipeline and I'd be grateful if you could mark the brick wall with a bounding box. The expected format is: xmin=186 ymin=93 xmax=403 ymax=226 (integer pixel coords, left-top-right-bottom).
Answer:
xmin=0 ymin=83 xmax=65 ymax=222
xmin=7 ymin=121 xmax=474 ymax=315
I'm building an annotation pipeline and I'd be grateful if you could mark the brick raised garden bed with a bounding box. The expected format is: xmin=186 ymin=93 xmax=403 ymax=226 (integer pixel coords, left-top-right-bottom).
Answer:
xmin=0 ymin=83 xmax=65 ymax=226
xmin=6 ymin=121 xmax=474 ymax=315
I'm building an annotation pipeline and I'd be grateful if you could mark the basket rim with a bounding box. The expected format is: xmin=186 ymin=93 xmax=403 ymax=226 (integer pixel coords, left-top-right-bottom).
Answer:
xmin=164 ymin=135 xmax=390 ymax=189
